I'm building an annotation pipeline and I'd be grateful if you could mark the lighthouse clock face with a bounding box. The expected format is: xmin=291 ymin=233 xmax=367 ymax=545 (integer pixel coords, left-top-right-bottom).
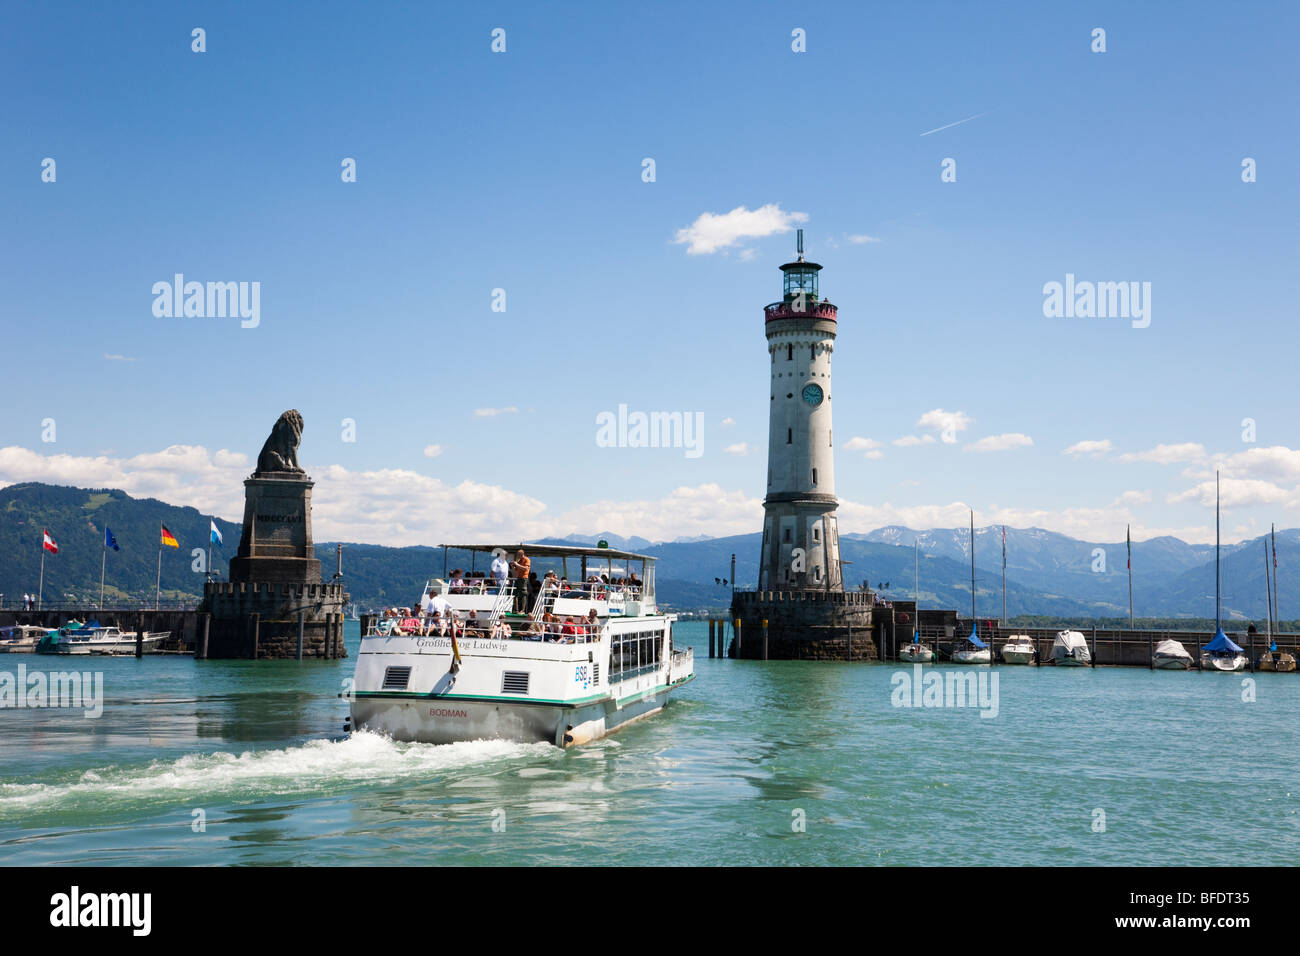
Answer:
xmin=802 ymin=383 xmax=824 ymax=407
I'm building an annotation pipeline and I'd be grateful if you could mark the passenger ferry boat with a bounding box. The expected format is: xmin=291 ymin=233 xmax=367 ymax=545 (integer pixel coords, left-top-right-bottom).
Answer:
xmin=348 ymin=544 xmax=695 ymax=747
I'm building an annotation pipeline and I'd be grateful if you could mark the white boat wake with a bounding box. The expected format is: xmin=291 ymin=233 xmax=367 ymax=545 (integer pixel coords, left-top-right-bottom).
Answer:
xmin=0 ymin=731 xmax=554 ymax=820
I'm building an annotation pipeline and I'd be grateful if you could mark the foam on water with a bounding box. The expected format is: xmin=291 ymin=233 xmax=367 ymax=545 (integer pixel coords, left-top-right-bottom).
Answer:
xmin=0 ymin=731 xmax=555 ymax=820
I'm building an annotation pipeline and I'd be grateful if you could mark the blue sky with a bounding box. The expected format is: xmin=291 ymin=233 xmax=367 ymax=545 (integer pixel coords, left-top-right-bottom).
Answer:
xmin=2 ymin=1 xmax=1298 ymax=545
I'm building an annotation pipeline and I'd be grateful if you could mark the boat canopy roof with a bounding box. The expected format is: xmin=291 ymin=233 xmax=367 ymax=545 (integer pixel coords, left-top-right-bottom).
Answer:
xmin=439 ymin=543 xmax=656 ymax=564
xmin=965 ymin=629 xmax=988 ymax=648
xmin=1204 ymin=629 xmax=1243 ymax=653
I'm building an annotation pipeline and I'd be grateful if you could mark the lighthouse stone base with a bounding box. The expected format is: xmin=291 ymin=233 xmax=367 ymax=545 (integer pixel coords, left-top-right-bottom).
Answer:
xmin=729 ymin=590 xmax=877 ymax=660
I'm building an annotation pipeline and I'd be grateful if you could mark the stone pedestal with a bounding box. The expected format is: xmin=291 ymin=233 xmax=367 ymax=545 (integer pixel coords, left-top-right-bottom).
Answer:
xmin=203 ymin=471 xmax=346 ymax=659
xmin=730 ymin=589 xmax=876 ymax=660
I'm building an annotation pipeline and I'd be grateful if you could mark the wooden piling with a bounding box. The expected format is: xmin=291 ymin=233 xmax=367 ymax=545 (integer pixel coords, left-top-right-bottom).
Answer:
xmin=297 ymin=611 xmax=305 ymax=660
xmin=136 ymin=612 xmax=144 ymax=658
xmin=1148 ymin=628 xmax=1153 ymax=670
xmin=762 ymin=619 xmax=769 ymax=661
xmin=708 ymin=618 xmax=716 ymax=658
xmin=199 ymin=612 xmax=209 ymax=660
xmin=250 ymin=612 xmax=260 ymax=659
xmin=734 ymin=618 xmax=742 ymax=659
xmin=1090 ymin=625 xmax=1097 ymax=667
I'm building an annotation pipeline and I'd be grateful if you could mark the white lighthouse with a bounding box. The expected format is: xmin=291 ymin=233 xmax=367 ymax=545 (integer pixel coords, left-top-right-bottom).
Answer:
xmin=759 ymin=230 xmax=842 ymax=591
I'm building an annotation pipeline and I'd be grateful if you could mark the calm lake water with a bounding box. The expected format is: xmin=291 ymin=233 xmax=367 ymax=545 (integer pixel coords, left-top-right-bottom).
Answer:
xmin=0 ymin=621 xmax=1296 ymax=865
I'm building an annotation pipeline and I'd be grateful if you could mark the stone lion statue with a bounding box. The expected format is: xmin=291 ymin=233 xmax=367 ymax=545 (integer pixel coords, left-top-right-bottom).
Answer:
xmin=255 ymin=409 xmax=305 ymax=474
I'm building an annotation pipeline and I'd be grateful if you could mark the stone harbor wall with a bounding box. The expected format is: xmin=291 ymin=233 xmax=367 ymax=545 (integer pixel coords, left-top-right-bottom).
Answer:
xmin=202 ymin=581 xmax=347 ymax=659
xmin=729 ymin=589 xmax=877 ymax=660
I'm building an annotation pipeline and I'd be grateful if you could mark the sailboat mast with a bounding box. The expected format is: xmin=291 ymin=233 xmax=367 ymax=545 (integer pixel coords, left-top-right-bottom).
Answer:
xmin=1264 ymin=539 xmax=1273 ymax=641
xmin=970 ymin=511 xmax=976 ymax=625
xmin=1272 ymin=523 xmax=1280 ymax=634
xmin=1215 ymin=471 xmax=1221 ymax=633
xmin=1001 ymin=525 xmax=1007 ymax=626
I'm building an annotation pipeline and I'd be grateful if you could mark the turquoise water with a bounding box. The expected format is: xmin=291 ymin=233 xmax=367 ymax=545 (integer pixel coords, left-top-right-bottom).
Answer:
xmin=0 ymin=621 xmax=1296 ymax=865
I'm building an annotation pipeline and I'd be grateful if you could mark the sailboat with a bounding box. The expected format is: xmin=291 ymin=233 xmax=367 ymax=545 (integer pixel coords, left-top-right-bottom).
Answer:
xmin=1257 ymin=527 xmax=1295 ymax=671
xmin=1201 ymin=472 xmax=1246 ymax=672
xmin=952 ymin=512 xmax=991 ymax=664
xmin=1152 ymin=638 xmax=1193 ymax=669
xmin=900 ymin=538 xmax=934 ymax=663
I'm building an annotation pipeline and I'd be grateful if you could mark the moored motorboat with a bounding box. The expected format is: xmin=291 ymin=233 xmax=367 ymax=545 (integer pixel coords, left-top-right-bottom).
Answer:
xmin=1048 ymin=630 xmax=1091 ymax=666
xmin=0 ymin=624 xmax=50 ymax=653
xmin=1152 ymin=638 xmax=1193 ymax=670
xmin=1000 ymin=634 xmax=1035 ymax=664
xmin=36 ymin=621 xmax=168 ymax=655
xmin=899 ymin=639 xmax=934 ymax=663
xmin=348 ymin=543 xmax=694 ymax=748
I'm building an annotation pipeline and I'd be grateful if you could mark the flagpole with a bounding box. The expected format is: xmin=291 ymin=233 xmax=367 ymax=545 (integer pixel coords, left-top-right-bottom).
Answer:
xmin=100 ymin=542 xmax=106 ymax=610
xmin=1127 ymin=524 xmax=1134 ymax=630
xmin=38 ymin=541 xmax=46 ymax=612
xmin=1215 ymin=471 xmax=1221 ymax=635
xmin=156 ymin=524 xmax=163 ymax=610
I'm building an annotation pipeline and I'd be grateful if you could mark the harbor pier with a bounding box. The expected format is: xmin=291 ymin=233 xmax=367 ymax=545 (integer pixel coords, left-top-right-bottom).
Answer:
xmin=0 ymin=608 xmax=199 ymax=653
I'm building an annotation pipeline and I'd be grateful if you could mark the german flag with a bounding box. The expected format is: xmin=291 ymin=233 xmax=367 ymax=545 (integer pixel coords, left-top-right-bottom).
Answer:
xmin=160 ymin=525 xmax=179 ymax=548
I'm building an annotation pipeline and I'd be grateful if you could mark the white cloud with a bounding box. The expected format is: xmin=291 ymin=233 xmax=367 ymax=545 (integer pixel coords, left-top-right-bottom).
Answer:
xmin=964 ymin=433 xmax=1033 ymax=453
xmin=893 ymin=434 xmax=936 ymax=447
xmin=845 ymin=234 xmax=881 ymax=244
xmin=1118 ymin=489 xmax=1152 ymax=506
xmin=103 ymin=353 xmax=136 ymax=362
xmin=672 ymin=203 xmax=807 ymax=255
xmin=423 ymin=444 xmax=443 ymax=458
xmin=1167 ymin=477 xmax=1293 ymax=509
xmin=1117 ymin=442 xmax=1206 ymax=464
xmin=723 ymin=442 xmax=750 ymax=455
xmin=863 ymin=450 xmax=884 ymax=460
xmin=738 ymin=248 xmax=759 ymax=262
xmin=916 ymin=408 xmax=972 ymax=444
xmin=1215 ymin=445 xmax=1300 ymax=483
xmin=1063 ymin=439 xmax=1113 ymax=458
xmin=844 ymin=437 xmax=882 ymax=450
xmin=473 ymin=406 xmax=519 ymax=418
xmin=721 ymin=417 xmax=736 ymax=427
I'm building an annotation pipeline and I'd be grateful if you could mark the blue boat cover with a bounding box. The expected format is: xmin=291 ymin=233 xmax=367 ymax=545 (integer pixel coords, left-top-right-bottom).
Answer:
xmin=1204 ymin=629 xmax=1243 ymax=653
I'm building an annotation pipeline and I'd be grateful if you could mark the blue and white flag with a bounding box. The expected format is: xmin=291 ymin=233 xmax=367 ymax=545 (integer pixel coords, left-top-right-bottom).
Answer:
xmin=210 ymin=520 xmax=223 ymax=546
xmin=105 ymin=527 xmax=120 ymax=551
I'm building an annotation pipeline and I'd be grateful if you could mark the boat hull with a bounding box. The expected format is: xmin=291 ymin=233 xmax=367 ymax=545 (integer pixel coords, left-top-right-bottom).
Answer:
xmin=1153 ymin=656 xmax=1192 ymax=670
xmin=1001 ymin=648 xmax=1034 ymax=665
xmin=951 ymin=649 xmax=991 ymax=664
xmin=1258 ymin=653 xmax=1297 ymax=672
xmin=350 ymin=675 xmax=693 ymax=748
xmin=1201 ymin=653 xmax=1247 ymax=672
xmin=899 ymin=645 xmax=934 ymax=663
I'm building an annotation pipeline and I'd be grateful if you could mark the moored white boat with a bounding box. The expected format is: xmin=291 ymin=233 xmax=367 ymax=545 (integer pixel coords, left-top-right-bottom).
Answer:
xmin=952 ymin=644 xmax=991 ymax=664
xmin=1200 ymin=629 xmax=1246 ymax=672
xmin=0 ymin=624 xmax=50 ymax=653
xmin=1000 ymin=634 xmax=1035 ymax=664
xmin=36 ymin=621 xmax=169 ymax=655
xmin=1048 ymin=630 xmax=1091 ymax=666
xmin=1152 ymin=638 xmax=1193 ymax=670
xmin=348 ymin=544 xmax=694 ymax=748
xmin=899 ymin=640 xmax=934 ymax=663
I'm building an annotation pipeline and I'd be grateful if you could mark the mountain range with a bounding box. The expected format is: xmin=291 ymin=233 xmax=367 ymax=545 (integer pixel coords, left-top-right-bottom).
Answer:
xmin=0 ymin=482 xmax=1295 ymax=623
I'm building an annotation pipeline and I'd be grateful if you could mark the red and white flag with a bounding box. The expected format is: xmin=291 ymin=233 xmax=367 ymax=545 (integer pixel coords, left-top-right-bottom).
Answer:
xmin=42 ymin=529 xmax=58 ymax=554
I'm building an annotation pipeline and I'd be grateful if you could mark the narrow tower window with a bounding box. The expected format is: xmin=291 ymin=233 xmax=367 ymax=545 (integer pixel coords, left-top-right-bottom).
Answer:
xmin=810 ymin=345 xmax=815 ymax=360
xmin=787 ymin=428 xmax=792 ymax=444
xmin=787 ymin=344 xmax=793 ymax=361
xmin=812 ymin=468 xmax=818 ymax=485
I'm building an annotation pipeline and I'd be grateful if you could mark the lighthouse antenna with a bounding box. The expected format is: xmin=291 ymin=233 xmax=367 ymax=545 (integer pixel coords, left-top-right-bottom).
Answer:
xmin=796 ymin=228 xmax=804 ymax=257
